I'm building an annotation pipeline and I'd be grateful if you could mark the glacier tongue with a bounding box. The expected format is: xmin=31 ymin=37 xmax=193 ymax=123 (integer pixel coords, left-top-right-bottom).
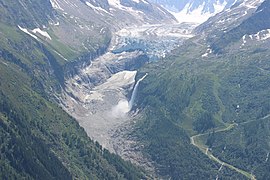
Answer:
xmin=61 ymin=23 xmax=195 ymax=148
xmin=60 ymin=22 xmax=195 ymax=174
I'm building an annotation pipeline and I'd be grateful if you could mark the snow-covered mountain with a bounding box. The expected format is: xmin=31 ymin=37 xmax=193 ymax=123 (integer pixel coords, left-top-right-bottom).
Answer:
xmin=49 ymin=0 xmax=176 ymax=28
xmin=196 ymin=0 xmax=265 ymax=35
xmin=149 ymin=0 xmax=238 ymax=23
xmin=197 ymin=0 xmax=268 ymax=53
xmin=13 ymin=0 xmax=177 ymax=72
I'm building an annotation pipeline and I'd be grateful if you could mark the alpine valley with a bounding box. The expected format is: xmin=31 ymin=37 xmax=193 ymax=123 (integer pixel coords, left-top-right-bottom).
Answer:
xmin=0 ymin=0 xmax=270 ymax=179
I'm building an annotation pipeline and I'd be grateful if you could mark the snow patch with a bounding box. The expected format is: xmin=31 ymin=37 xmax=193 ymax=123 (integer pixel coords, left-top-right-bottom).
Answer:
xmin=131 ymin=0 xmax=148 ymax=3
xmin=85 ymin=1 xmax=111 ymax=15
xmin=108 ymin=0 xmax=144 ymax=20
xmin=241 ymin=29 xmax=270 ymax=46
xmin=32 ymin=28 xmax=52 ymax=40
xmin=243 ymin=0 xmax=262 ymax=9
xmin=242 ymin=34 xmax=247 ymax=46
xmin=259 ymin=30 xmax=270 ymax=41
xmin=266 ymin=152 xmax=269 ymax=162
xmin=202 ymin=48 xmax=213 ymax=57
xmin=53 ymin=50 xmax=68 ymax=61
xmin=0 ymin=61 xmax=8 ymax=66
xmin=49 ymin=0 xmax=63 ymax=10
xmin=18 ymin=26 xmax=38 ymax=40
xmin=108 ymin=0 xmax=122 ymax=8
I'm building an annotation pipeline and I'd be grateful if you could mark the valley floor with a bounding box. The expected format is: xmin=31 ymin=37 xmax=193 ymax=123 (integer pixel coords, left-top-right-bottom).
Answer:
xmin=60 ymin=23 xmax=196 ymax=174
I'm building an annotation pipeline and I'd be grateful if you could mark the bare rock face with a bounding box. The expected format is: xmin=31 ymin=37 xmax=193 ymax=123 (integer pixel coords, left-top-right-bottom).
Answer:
xmin=61 ymin=50 xmax=144 ymax=150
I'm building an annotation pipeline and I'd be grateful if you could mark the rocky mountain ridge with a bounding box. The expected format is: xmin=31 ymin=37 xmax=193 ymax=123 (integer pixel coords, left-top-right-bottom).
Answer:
xmin=149 ymin=0 xmax=238 ymax=23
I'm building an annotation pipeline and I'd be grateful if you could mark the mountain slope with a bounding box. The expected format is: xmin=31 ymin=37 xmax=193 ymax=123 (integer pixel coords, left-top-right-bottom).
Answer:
xmin=3 ymin=0 xmax=270 ymax=179
xmin=0 ymin=62 xmax=144 ymax=179
xmin=0 ymin=0 xmax=54 ymax=27
xmin=128 ymin=0 xmax=270 ymax=179
xmin=7 ymin=0 xmax=176 ymax=78
xmin=0 ymin=0 xmax=148 ymax=179
xmin=209 ymin=0 xmax=270 ymax=53
xmin=50 ymin=0 xmax=176 ymax=28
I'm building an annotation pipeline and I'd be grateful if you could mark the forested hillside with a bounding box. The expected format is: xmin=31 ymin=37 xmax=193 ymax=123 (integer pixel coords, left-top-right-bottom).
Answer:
xmin=131 ymin=1 xmax=270 ymax=178
xmin=0 ymin=0 xmax=144 ymax=179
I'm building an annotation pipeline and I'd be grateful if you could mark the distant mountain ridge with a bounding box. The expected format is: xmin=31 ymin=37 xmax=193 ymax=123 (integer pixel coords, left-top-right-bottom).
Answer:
xmin=149 ymin=0 xmax=238 ymax=23
xmin=49 ymin=0 xmax=176 ymax=27
xmin=149 ymin=0 xmax=237 ymax=12
xmin=196 ymin=0 xmax=268 ymax=53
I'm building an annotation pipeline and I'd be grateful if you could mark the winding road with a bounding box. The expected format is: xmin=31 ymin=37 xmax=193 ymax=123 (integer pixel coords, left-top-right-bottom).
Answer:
xmin=191 ymin=123 xmax=256 ymax=179
xmin=191 ymin=114 xmax=270 ymax=179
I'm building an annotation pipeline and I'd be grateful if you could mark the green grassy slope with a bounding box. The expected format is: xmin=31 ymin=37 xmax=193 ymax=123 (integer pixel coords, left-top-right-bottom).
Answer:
xmin=132 ymin=35 xmax=270 ymax=179
xmin=0 ymin=0 xmax=53 ymax=28
xmin=0 ymin=0 xmax=111 ymax=66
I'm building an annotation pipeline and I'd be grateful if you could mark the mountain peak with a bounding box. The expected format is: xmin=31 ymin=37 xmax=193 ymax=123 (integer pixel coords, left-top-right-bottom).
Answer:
xmin=149 ymin=0 xmax=238 ymax=23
